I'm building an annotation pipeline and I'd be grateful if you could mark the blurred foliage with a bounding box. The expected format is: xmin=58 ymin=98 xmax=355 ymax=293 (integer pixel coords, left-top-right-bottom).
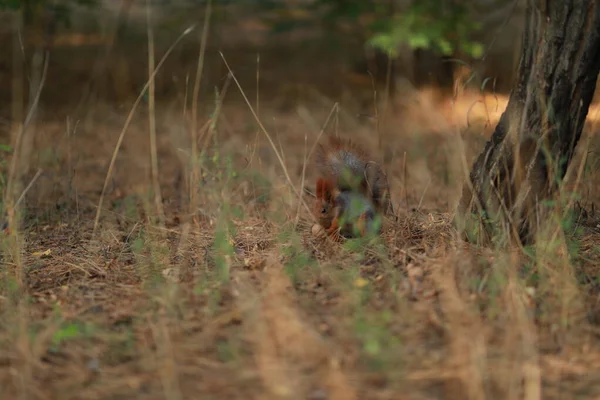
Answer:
xmin=0 ymin=0 xmax=97 ymax=29
xmin=261 ymin=0 xmax=485 ymax=59
xmin=366 ymin=1 xmax=484 ymax=58
xmin=0 ymin=0 xmax=485 ymax=59
xmin=0 ymin=0 xmax=19 ymax=9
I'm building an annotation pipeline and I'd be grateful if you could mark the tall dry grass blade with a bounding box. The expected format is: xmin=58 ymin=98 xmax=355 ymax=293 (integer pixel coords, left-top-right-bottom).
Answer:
xmin=504 ymin=252 xmax=541 ymax=400
xmin=19 ymin=48 xmax=44 ymax=181
xmin=416 ymin=178 xmax=432 ymax=212
xmin=294 ymin=133 xmax=309 ymax=228
xmin=146 ymin=0 xmax=166 ymax=230
xmin=6 ymin=53 xmax=48 ymax=206
xmin=5 ymin=27 xmax=47 ymax=316
xmin=433 ymin=257 xmax=489 ymax=399
xmin=14 ymin=168 xmax=42 ymax=209
xmin=402 ymin=151 xmax=409 ymax=210
xmin=149 ymin=315 xmax=183 ymax=400
xmin=297 ymin=103 xmax=339 ymax=163
xmin=6 ymin=14 xmax=40 ymax=396
xmin=219 ymin=52 xmax=315 ymax=219
xmin=295 ymin=103 xmax=339 ymax=226
xmin=248 ymin=53 xmax=261 ymax=166
xmin=559 ymin=124 xmax=592 ymax=225
xmin=9 ymin=15 xmax=23 ymax=173
xmin=379 ymin=50 xmax=394 ymax=165
xmin=93 ymin=25 xmax=196 ymax=237
xmin=199 ymin=74 xmax=232 ymax=152
xmin=189 ymin=0 xmax=212 ymax=214
xmin=65 ymin=116 xmax=80 ymax=206
xmin=367 ymin=70 xmax=380 ymax=155
xmin=449 ymin=88 xmax=498 ymax=244
xmin=183 ymin=73 xmax=190 ymax=119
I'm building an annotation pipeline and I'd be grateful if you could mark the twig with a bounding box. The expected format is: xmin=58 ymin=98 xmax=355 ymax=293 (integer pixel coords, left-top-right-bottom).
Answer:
xmin=15 ymin=168 xmax=43 ymax=209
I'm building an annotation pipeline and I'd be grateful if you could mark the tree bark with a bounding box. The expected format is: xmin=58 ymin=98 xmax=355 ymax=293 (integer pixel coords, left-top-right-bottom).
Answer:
xmin=455 ymin=0 xmax=600 ymax=246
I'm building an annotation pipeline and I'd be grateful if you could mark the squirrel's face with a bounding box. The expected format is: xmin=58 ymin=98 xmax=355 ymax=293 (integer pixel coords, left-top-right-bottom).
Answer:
xmin=314 ymin=198 xmax=334 ymax=228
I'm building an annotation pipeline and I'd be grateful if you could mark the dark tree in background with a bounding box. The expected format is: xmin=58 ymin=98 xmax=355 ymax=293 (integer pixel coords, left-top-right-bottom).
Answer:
xmin=455 ymin=0 xmax=600 ymax=246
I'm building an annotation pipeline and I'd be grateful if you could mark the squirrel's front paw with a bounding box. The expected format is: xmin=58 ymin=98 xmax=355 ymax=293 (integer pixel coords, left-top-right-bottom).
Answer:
xmin=311 ymin=223 xmax=344 ymax=243
xmin=328 ymin=231 xmax=345 ymax=243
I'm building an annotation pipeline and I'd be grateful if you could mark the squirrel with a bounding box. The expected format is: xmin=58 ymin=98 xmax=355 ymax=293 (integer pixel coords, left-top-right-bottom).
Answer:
xmin=314 ymin=177 xmax=382 ymax=240
xmin=312 ymin=136 xmax=392 ymax=240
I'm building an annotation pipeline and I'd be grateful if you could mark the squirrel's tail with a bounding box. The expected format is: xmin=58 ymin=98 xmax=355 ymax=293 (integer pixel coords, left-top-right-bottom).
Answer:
xmin=365 ymin=162 xmax=393 ymax=215
xmin=315 ymin=137 xmax=393 ymax=215
xmin=315 ymin=136 xmax=368 ymax=190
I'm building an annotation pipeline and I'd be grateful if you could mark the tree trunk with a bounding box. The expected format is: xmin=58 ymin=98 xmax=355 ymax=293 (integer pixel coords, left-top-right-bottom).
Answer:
xmin=455 ymin=0 xmax=600 ymax=246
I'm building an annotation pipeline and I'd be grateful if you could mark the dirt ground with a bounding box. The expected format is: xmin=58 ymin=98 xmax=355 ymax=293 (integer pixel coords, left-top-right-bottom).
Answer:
xmin=2 ymin=4 xmax=600 ymax=400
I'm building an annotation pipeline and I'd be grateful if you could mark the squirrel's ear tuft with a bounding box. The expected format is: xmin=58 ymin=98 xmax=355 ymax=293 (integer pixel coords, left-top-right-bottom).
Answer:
xmin=316 ymin=178 xmax=325 ymax=199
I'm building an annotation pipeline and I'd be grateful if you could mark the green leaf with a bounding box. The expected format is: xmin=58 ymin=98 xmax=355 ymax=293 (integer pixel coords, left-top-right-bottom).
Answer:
xmin=407 ymin=33 xmax=430 ymax=50
xmin=437 ymin=38 xmax=453 ymax=55
xmin=470 ymin=43 xmax=484 ymax=58
xmin=368 ymin=34 xmax=400 ymax=56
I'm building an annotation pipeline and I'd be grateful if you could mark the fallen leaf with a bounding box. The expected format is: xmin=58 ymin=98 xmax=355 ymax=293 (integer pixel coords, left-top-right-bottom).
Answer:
xmin=32 ymin=249 xmax=52 ymax=258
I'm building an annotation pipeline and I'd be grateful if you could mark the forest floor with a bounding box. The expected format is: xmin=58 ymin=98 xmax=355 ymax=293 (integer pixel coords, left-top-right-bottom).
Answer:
xmin=2 ymin=8 xmax=600 ymax=399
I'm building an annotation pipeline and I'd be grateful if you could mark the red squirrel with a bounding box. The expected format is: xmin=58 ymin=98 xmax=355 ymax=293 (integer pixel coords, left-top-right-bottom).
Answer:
xmin=314 ymin=177 xmax=382 ymax=241
xmin=312 ymin=137 xmax=391 ymax=240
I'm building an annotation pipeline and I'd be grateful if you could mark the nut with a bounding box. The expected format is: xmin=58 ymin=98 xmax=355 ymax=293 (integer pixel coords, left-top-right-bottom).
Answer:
xmin=312 ymin=223 xmax=326 ymax=238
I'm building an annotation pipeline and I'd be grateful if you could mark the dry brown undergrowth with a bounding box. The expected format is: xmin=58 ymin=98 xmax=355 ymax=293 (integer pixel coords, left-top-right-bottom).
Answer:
xmin=1 ymin=77 xmax=600 ymax=399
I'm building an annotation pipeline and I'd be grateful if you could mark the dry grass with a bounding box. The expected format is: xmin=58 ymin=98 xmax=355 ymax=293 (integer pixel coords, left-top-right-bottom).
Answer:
xmin=1 ymin=84 xmax=599 ymax=399
xmin=2 ymin=11 xmax=600 ymax=400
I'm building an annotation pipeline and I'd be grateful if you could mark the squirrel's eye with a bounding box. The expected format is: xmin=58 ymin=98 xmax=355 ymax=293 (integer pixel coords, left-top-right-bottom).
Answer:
xmin=321 ymin=207 xmax=328 ymax=214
